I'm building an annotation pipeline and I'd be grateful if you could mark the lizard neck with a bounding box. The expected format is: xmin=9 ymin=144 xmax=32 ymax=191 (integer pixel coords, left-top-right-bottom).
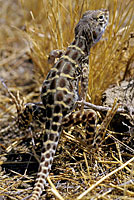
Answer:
xmin=72 ymin=36 xmax=91 ymax=55
xmin=63 ymin=36 xmax=90 ymax=65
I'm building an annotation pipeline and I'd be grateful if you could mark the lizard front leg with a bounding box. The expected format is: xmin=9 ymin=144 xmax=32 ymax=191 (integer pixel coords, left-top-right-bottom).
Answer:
xmin=48 ymin=49 xmax=64 ymax=64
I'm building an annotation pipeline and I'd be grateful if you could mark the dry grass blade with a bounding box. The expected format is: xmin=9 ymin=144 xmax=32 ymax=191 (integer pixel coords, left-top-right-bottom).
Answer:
xmin=109 ymin=133 xmax=134 ymax=154
xmin=0 ymin=78 xmax=25 ymax=115
xmin=77 ymin=156 xmax=134 ymax=200
xmin=47 ymin=176 xmax=65 ymax=200
xmin=96 ymin=179 xmax=134 ymax=199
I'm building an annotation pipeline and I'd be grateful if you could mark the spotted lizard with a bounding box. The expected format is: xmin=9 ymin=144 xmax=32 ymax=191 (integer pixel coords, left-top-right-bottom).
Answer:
xmin=18 ymin=9 xmax=109 ymax=200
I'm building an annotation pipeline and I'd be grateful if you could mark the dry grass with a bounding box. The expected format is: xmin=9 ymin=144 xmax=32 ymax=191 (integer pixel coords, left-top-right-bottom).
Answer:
xmin=0 ymin=0 xmax=134 ymax=199
xmin=23 ymin=0 xmax=134 ymax=103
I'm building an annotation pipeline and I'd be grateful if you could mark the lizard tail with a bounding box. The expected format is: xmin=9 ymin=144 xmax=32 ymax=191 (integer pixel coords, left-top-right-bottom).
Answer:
xmin=29 ymin=114 xmax=62 ymax=200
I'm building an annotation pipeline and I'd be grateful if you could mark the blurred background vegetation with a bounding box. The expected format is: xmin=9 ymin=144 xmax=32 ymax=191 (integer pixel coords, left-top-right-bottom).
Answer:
xmin=0 ymin=0 xmax=134 ymax=106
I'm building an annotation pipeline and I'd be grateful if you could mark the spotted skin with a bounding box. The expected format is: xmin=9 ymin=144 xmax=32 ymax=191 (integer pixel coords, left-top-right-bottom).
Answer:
xmin=62 ymin=109 xmax=97 ymax=144
xmin=18 ymin=9 xmax=109 ymax=200
xmin=18 ymin=103 xmax=46 ymax=129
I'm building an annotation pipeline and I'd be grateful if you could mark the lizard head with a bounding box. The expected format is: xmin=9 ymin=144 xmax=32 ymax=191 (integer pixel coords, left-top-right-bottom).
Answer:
xmin=75 ymin=9 xmax=109 ymax=50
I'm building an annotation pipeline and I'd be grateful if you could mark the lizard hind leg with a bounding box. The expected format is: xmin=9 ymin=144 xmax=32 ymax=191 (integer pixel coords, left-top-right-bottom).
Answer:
xmin=18 ymin=103 xmax=46 ymax=130
xmin=62 ymin=109 xmax=97 ymax=145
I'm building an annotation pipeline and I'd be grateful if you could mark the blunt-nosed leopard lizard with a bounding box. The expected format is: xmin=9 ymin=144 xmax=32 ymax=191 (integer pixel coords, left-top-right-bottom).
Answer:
xmin=18 ymin=9 xmax=109 ymax=200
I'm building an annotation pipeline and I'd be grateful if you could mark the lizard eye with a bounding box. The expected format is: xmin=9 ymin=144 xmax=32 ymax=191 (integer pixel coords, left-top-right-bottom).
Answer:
xmin=98 ymin=15 xmax=104 ymax=21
